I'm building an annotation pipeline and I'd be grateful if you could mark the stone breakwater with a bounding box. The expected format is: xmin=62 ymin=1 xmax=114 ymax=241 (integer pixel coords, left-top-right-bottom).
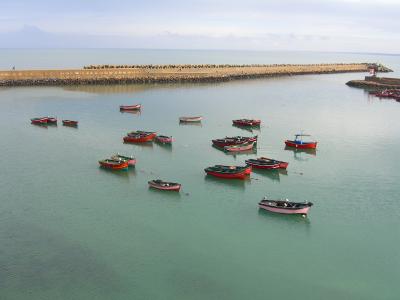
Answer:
xmin=347 ymin=76 xmax=400 ymax=89
xmin=0 ymin=63 xmax=390 ymax=87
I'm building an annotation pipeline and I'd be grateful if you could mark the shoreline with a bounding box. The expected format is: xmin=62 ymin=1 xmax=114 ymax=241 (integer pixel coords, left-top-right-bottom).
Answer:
xmin=0 ymin=63 xmax=391 ymax=87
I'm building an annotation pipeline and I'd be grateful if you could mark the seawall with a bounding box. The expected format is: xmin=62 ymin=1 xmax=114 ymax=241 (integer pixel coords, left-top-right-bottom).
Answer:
xmin=0 ymin=63 xmax=390 ymax=87
xmin=346 ymin=76 xmax=400 ymax=89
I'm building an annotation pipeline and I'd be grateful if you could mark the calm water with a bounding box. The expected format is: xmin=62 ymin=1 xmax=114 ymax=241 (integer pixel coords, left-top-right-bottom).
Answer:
xmin=0 ymin=50 xmax=400 ymax=300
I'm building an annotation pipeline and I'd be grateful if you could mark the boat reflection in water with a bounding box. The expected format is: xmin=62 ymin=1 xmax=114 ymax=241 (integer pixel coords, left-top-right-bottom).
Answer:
xmin=98 ymin=166 xmax=131 ymax=181
xmin=232 ymin=123 xmax=261 ymax=133
xmin=212 ymin=144 xmax=257 ymax=157
xmin=257 ymin=209 xmax=311 ymax=227
xmin=252 ymin=168 xmax=288 ymax=182
xmin=284 ymin=146 xmax=316 ymax=161
xmin=120 ymin=109 xmax=141 ymax=116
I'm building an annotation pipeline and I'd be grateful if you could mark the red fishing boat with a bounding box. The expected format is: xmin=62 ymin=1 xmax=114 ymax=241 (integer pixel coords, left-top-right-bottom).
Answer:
xmin=259 ymin=197 xmax=313 ymax=216
xmin=155 ymin=135 xmax=174 ymax=144
xmin=245 ymin=157 xmax=288 ymax=169
xmin=179 ymin=116 xmax=202 ymax=123
xmin=148 ymin=179 xmax=181 ymax=191
xmin=99 ymin=159 xmax=129 ymax=170
xmin=285 ymin=134 xmax=317 ymax=149
xmin=224 ymin=141 xmax=255 ymax=152
xmin=212 ymin=135 xmax=258 ymax=148
xmin=232 ymin=119 xmax=261 ymax=127
xmin=31 ymin=117 xmax=48 ymax=125
xmin=215 ymin=165 xmax=252 ymax=175
xmin=110 ymin=154 xmax=136 ymax=166
xmin=46 ymin=117 xmax=57 ymax=124
xmin=62 ymin=120 xmax=78 ymax=127
xmin=120 ymin=104 xmax=141 ymax=111
xmin=123 ymin=131 xmax=157 ymax=143
xmin=205 ymin=165 xmax=251 ymax=179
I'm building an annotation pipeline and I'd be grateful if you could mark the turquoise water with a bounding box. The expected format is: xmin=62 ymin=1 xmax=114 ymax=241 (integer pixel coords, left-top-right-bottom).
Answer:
xmin=0 ymin=51 xmax=400 ymax=300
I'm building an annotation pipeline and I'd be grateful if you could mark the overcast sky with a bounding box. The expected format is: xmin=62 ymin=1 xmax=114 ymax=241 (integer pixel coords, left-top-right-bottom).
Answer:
xmin=0 ymin=0 xmax=399 ymax=53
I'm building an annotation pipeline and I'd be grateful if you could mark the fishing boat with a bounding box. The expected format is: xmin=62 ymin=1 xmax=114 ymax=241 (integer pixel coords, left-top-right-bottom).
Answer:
xmin=46 ymin=117 xmax=57 ymax=124
xmin=148 ymin=179 xmax=181 ymax=191
xmin=212 ymin=135 xmax=258 ymax=148
xmin=285 ymin=134 xmax=317 ymax=149
xmin=245 ymin=157 xmax=288 ymax=169
xmin=224 ymin=141 xmax=255 ymax=152
xmin=31 ymin=117 xmax=48 ymax=125
xmin=179 ymin=116 xmax=203 ymax=123
xmin=258 ymin=197 xmax=313 ymax=215
xmin=110 ymin=154 xmax=136 ymax=166
xmin=205 ymin=165 xmax=251 ymax=179
xmin=123 ymin=131 xmax=157 ymax=143
xmin=215 ymin=165 xmax=252 ymax=175
xmin=155 ymin=135 xmax=174 ymax=144
xmin=120 ymin=104 xmax=141 ymax=111
xmin=99 ymin=159 xmax=129 ymax=170
xmin=62 ymin=120 xmax=78 ymax=127
xmin=232 ymin=119 xmax=261 ymax=127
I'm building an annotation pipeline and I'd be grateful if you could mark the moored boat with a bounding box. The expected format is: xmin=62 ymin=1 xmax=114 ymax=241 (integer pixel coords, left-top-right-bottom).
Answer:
xmin=215 ymin=165 xmax=252 ymax=175
xmin=62 ymin=120 xmax=78 ymax=127
xmin=179 ymin=116 xmax=203 ymax=122
xmin=224 ymin=141 xmax=255 ymax=152
xmin=110 ymin=154 xmax=136 ymax=166
xmin=123 ymin=131 xmax=157 ymax=143
xmin=148 ymin=179 xmax=181 ymax=191
xmin=120 ymin=104 xmax=141 ymax=111
xmin=99 ymin=159 xmax=129 ymax=170
xmin=232 ymin=119 xmax=261 ymax=127
xmin=155 ymin=135 xmax=174 ymax=144
xmin=205 ymin=165 xmax=251 ymax=179
xmin=46 ymin=117 xmax=57 ymax=124
xmin=285 ymin=134 xmax=317 ymax=149
xmin=258 ymin=197 xmax=313 ymax=215
xmin=31 ymin=117 xmax=48 ymax=125
xmin=245 ymin=157 xmax=288 ymax=169
xmin=212 ymin=135 xmax=258 ymax=148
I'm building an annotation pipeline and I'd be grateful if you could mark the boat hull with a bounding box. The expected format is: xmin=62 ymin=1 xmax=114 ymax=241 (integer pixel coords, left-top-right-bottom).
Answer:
xmin=285 ymin=140 xmax=317 ymax=149
xmin=232 ymin=119 xmax=261 ymax=127
xmin=120 ymin=104 xmax=141 ymax=111
xmin=31 ymin=118 xmax=48 ymax=124
xmin=224 ymin=142 xmax=255 ymax=152
xmin=99 ymin=160 xmax=129 ymax=170
xmin=259 ymin=203 xmax=311 ymax=215
xmin=148 ymin=182 xmax=181 ymax=191
xmin=155 ymin=136 xmax=173 ymax=144
xmin=212 ymin=136 xmax=258 ymax=148
xmin=62 ymin=120 xmax=78 ymax=127
xmin=246 ymin=158 xmax=288 ymax=169
xmin=123 ymin=133 xmax=157 ymax=143
xmin=179 ymin=116 xmax=202 ymax=122
xmin=205 ymin=170 xmax=248 ymax=179
xmin=248 ymin=162 xmax=280 ymax=169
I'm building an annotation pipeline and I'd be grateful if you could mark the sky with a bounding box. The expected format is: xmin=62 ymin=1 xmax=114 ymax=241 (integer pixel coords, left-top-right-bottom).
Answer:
xmin=0 ymin=0 xmax=399 ymax=53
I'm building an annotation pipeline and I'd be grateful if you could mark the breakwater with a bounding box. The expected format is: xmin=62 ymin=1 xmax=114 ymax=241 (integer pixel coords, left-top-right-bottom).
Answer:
xmin=0 ymin=63 xmax=390 ymax=87
xmin=347 ymin=76 xmax=400 ymax=89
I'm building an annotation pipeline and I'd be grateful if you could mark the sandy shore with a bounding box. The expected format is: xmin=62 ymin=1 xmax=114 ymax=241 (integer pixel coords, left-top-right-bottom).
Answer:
xmin=0 ymin=63 xmax=389 ymax=86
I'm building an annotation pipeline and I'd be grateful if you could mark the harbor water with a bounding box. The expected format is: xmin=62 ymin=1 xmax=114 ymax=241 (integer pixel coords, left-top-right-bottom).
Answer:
xmin=0 ymin=50 xmax=399 ymax=300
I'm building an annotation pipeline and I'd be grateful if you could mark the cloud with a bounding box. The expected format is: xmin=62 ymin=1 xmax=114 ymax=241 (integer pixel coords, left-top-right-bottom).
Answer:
xmin=0 ymin=0 xmax=399 ymax=53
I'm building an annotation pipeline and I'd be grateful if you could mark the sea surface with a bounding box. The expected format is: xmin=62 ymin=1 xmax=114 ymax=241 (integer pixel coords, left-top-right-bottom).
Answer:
xmin=0 ymin=50 xmax=399 ymax=300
